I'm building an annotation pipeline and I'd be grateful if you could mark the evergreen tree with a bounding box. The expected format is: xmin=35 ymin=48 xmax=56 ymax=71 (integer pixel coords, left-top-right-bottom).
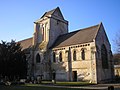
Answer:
xmin=0 ymin=40 xmax=27 ymax=81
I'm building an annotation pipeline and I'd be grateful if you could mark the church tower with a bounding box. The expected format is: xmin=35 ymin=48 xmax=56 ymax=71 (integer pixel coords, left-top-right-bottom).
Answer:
xmin=32 ymin=7 xmax=68 ymax=79
xmin=33 ymin=7 xmax=68 ymax=51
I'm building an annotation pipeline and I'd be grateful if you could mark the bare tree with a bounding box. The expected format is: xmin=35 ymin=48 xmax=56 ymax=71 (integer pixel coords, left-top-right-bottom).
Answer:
xmin=113 ymin=53 xmax=120 ymax=65
xmin=115 ymin=33 xmax=120 ymax=53
xmin=113 ymin=32 xmax=120 ymax=65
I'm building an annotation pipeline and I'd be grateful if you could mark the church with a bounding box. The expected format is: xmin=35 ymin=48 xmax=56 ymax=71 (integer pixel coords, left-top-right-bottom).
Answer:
xmin=19 ymin=7 xmax=114 ymax=83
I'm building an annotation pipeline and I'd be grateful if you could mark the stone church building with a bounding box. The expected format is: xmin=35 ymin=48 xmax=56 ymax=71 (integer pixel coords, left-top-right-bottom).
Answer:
xmin=19 ymin=7 xmax=114 ymax=83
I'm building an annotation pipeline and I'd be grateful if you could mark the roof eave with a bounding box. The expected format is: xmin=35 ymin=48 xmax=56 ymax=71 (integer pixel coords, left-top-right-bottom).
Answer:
xmin=52 ymin=41 xmax=94 ymax=50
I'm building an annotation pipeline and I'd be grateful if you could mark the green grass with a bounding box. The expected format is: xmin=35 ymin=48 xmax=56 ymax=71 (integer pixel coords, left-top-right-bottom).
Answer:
xmin=0 ymin=81 xmax=93 ymax=90
xmin=0 ymin=85 xmax=86 ymax=90
xmin=39 ymin=81 xmax=93 ymax=86
xmin=24 ymin=81 xmax=91 ymax=86
xmin=55 ymin=81 xmax=92 ymax=86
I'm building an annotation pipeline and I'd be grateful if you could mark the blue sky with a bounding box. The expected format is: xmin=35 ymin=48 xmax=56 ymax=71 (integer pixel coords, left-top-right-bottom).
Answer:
xmin=0 ymin=0 xmax=120 ymax=53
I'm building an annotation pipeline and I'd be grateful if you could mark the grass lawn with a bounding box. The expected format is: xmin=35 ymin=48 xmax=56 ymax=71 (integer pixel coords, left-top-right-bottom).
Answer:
xmin=40 ymin=81 xmax=93 ymax=86
xmin=55 ymin=81 xmax=92 ymax=86
xmin=0 ymin=82 xmax=92 ymax=90
xmin=0 ymin=85 xmax=86 ymax=90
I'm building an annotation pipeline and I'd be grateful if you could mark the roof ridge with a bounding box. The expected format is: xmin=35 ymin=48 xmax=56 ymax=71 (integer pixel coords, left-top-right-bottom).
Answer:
xmin=59 ymin=30 xmax=79 ymax=37
xmin=76 ymin=24 xmax=99 ymax=32
xmin=59 ymin=24 xmax=99 ymax=37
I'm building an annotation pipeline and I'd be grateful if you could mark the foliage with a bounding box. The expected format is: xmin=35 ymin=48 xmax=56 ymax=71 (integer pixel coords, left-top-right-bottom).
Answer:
xmin=0 ymin=40 xmax=27 ymax=81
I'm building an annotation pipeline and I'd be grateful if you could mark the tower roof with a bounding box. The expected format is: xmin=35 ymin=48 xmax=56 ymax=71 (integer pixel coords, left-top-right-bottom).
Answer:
xmin=35 ymin=7 xmax=64 ymax=23
xmin=40 ymin=7 xmax=58 ymax=18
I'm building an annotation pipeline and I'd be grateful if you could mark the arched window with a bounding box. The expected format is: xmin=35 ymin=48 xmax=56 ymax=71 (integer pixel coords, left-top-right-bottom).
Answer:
xmin=81 ymin=49 xmax=85 ymax=60
xmin=59 ymin=52 xmax=62 ymax=62
xmin=36 ymin=53 xmax=41 ymax=63
xmin=65 ymin=50 xmax=69 ymax=61
xmin=101 ymin=44 xmax=108 ymax=69
xmin=53 ymin=52 xmax=56 ymax=62
xmin=73 ymin=50 xmax=77 ymax=61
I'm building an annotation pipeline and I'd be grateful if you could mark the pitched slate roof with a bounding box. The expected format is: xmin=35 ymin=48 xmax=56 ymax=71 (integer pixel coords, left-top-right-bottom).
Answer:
xmin=41 ymin=8 xmax=56 ymax=18
xmin=35 ymin=7 xmax=64 ymax=23
xmin=52 ymin=24 xmax=100 ymax=48
xmin=18 ymin=37 xmax=33 ymax=50
xmin=35 ymin=7 xmax=56 ymax=23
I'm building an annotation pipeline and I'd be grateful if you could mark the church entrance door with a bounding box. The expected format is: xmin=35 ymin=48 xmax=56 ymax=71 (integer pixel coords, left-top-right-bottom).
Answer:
xmin=72 ymin=71 xmax=77 ymax=81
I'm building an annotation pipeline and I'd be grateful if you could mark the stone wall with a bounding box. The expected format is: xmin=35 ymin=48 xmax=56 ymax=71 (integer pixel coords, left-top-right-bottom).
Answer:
xmin=95 ymin=24 xmax=114 ymax=83
xmin=48 ymin=14 xmax=68 ymax=48
xmin=52 ymin=42 xmax=97 ymax=83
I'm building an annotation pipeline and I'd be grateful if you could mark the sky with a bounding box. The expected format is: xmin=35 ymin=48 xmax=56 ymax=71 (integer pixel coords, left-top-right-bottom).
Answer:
xmin=0 ymin=0 xmax=120 ymax=53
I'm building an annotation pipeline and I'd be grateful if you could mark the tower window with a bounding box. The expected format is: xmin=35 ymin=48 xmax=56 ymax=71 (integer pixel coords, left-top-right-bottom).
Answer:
xmin=42 ymin=27 xmax=44 ymax=41
xmin=37 ymin=24 xmax=40 ymax=31
xmin=36 ymin=53 xmax=41 ymax=63
xmin=57 ymin=20 xmax=60 ymax=25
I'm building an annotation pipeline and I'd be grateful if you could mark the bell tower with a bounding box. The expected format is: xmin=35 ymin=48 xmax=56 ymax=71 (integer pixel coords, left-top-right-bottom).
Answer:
xmin=33 ymin=7 xmax=68 ymax=50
